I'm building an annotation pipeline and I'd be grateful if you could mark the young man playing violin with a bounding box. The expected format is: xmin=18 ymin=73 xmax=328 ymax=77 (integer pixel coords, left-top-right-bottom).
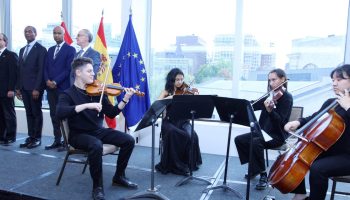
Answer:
xmin=234 ymin=68 xmax=293 ymax=190
xmin=284 ymin=64 xmax=350 ymax=200
xmin=56 ymin=57 xmax=137 ymax=200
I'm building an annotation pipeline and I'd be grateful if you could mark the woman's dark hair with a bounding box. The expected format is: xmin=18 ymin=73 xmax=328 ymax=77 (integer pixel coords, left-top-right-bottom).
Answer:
xmin=165 ymin=68 xmax=184 ymax=94
xmin=330 ymin=64 xmax=350 ymax=79
xmin=267 ymin=68 xmax=288 ymax=91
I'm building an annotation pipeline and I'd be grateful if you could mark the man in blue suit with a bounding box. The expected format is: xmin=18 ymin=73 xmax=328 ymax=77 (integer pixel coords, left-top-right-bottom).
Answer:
xmin=70 ymin=29 xmax=100 ymax=85
xmin=0 ymin=33 xmax=18 ymax=145
xmin=16 ymin=26 xmax=47 ymax=149
xmin=44 ymin=26 xmax=75 ymax=150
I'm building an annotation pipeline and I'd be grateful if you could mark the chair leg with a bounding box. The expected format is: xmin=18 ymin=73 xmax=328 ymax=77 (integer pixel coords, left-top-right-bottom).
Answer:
xmin=82 ymin=157 xmax=88 ymax=174
xmin=159 ymin=131 xmax=162 ymax=155
xmin=56 ymin=152 xmax=70 ymax=185
xmin=265 ymin=149 xmax=269 ymax=167
xmin=330 ymin=180 xmax=337 ymax=200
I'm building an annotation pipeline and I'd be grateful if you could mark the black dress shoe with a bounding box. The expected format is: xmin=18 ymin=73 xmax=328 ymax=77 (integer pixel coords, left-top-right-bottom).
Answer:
xmin=112 ymin=176 xmax=138 ymax=189
xmin=1 ymin=138 xmax=16 ymax=145
xmin=27 ymin=139 xmax=41 ymax=149
xmin=6 ymin=138 xmax=16 ymax=144
xmin=45 ymin=141 xmax=62 ymax=150
xmin=92 ymin=187 xmax=105 ymax=200
xmin=19 ymin=137 xmax=32 ymax=148
xmin=255 ymin=172 xmax=268 ymax=190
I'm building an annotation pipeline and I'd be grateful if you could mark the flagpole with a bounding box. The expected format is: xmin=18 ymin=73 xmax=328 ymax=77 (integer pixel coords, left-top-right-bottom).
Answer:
xmin=129 ymin=0 xmax=133 ymax=16
xmin=98 ymin=9 xmax=107 ymax=106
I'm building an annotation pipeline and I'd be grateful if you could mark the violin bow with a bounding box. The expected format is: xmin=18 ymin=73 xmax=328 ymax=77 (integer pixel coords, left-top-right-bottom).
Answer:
xmin=98 ymin=63 xmax=110 ymax=104
xmin=183 ymin=79 xmax=196 ymax=95
xmin=97 ymin=62 xmax=110 ymax=116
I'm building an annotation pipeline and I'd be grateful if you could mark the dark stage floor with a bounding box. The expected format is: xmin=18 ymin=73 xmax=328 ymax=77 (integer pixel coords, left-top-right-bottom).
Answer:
xmin=0 ymin=133 xmax=349 ymax=200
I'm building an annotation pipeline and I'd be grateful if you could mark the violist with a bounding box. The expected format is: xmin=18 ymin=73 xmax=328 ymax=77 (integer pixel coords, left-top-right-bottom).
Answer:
xmin=284 ymin=64 xmax=350 ymax=200
xmin=234 ymin=68 xmax=293 ymax=190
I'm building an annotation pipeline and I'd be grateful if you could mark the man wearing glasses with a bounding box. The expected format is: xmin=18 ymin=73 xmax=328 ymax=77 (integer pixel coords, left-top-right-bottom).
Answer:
xmin=70 ymin=29 xmax=100 ymax=85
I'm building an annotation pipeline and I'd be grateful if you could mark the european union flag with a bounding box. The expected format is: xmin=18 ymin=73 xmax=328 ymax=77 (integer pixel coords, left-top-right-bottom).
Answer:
xmin=112 ymin=15 xmax=151 ymax=127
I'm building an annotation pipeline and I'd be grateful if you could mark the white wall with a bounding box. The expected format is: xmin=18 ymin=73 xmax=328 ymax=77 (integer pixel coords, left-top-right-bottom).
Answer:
xmin=16 ymin=108 xmax=282 ymax=158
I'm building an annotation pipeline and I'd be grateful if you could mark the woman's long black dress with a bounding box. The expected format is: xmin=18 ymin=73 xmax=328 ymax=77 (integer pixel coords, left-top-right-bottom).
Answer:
xmin=155 ymin=116 xmax=202 ymax=175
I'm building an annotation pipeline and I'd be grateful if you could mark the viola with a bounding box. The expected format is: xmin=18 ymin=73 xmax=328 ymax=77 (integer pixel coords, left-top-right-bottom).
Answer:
xmin=174 ymin=82 xmax=199 ymax=95
xmin=267 ymin=87 xmax=285 ymax=109
xmin=252 ymin=79 xmax=288 ymax=107
xmin=268 ymin=100 xmax=345 ymax=193
xmin=86 ymin=80 xmax=145 ymax=97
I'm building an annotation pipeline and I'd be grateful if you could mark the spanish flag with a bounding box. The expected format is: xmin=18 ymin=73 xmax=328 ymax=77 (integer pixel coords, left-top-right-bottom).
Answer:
xmin=94 ymin=15 xmax=117 ymax=128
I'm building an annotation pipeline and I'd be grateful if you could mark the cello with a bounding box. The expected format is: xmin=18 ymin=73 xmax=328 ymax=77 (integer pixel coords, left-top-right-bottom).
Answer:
xmin=268 ymin=100 xmax=346 ymax=193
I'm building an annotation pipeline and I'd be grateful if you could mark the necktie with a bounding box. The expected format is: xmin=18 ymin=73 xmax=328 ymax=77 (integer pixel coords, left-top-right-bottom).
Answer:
xmin=23 ymin=44 xmax=30 ymax=61
xmin=77 ymin=49 xmax=84 ymax=58
xmin=54 ymin=45 xmax=60 ymax=59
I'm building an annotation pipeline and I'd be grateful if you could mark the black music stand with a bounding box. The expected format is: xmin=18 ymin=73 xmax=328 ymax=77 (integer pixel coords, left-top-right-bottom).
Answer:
xmin=167 ymin=95 xmax=216 ymax=187
xmin=123 ymin=99 xmax=172 ymax=200
xmin=246 ymin=103 xmax=264 ymax=200
xmin=202 ymin=97 xmax=253 ymax=199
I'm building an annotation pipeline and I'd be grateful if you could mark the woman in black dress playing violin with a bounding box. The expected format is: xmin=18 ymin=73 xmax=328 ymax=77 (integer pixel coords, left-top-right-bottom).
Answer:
xmin=234 ymin=68 xmax=293 ymax=190
xmin=155 ymin=68 xmax=202 ymax=175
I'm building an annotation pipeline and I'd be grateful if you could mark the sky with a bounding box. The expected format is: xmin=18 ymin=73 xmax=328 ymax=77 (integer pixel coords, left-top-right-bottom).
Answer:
xmin=151 ymin=0 xmax=349 ymax=66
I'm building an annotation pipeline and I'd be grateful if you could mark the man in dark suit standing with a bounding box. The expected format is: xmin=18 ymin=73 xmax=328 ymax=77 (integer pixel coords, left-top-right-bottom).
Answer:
xmin=0 ymin=33 xmax=18 ymax=145
xmin=44 ymin=26 xmax=75 ymax=150
xmin=70 ymin=29 xmax=101 ymax=85
xmin=16 ymin=26 xmax=47 ymax=149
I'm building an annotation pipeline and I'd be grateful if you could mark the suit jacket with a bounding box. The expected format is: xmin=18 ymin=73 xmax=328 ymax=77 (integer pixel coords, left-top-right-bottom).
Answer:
xmin=0 ymin=49 xmax=18 ymax=97
xmin=70 ymin=47 xmax=101 ymax=84
xmin=44 ymin=43 xmax=75 ymax=92
xmin=17 ymin=42 xmax=47 ymax=91
xmin=76 ymin=47 xmax=101 ymax=76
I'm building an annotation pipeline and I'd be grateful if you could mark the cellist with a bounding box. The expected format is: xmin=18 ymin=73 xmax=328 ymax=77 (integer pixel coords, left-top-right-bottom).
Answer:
xmin=284 ymin=64 xmax=350 ymax=200
xmin=234 ymin=68 xmax=293 ymax=190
